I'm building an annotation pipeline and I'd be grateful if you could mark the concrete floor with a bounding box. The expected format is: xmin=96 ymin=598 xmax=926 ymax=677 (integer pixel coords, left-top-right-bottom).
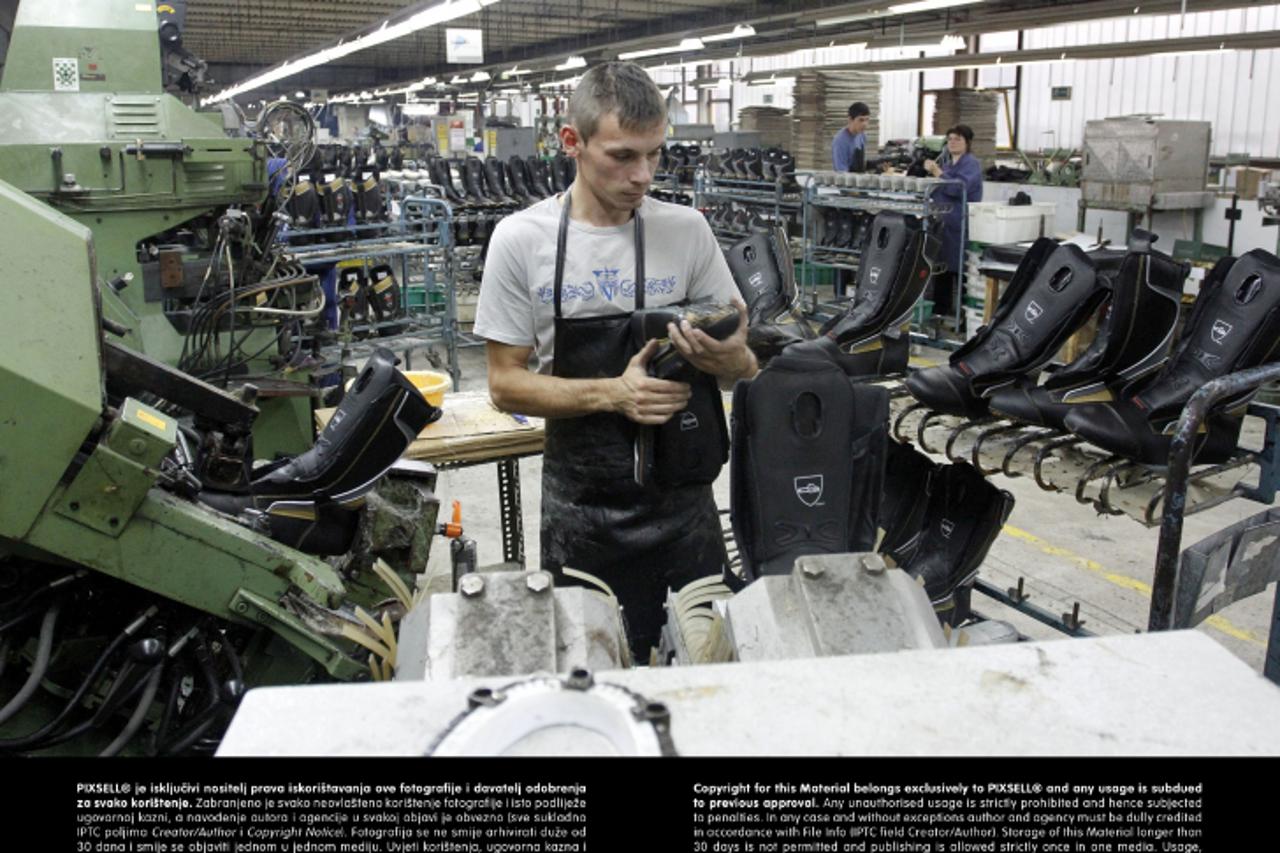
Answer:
xmin=421 ymin=333 xmax=1278 ymax=677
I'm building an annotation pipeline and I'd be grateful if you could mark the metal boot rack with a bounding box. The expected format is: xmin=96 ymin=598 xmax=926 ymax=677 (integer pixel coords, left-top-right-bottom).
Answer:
xmin=285 ymin=194 xmax=461 ymax=389
xmin=885 ymin=364 xmax=1280 ymax=684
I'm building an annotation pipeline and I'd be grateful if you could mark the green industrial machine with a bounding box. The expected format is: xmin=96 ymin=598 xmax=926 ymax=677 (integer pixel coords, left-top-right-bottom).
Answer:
xmin=0 ymin=2 xmax=447 ymax=756
xmin=0 ymin=0 xmax=316 ymax=458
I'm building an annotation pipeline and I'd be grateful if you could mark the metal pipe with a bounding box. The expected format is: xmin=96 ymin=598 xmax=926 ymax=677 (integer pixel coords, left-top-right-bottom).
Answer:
xmin=973 ymin=579 xmax=1095 ymax=637
xmin=1150 ymin=363 xmax=1280 ymax=631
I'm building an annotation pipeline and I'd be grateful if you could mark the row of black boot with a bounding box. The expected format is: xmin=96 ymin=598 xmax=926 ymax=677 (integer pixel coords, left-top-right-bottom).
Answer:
xmin=726 ymin=210 xmax=939 ymax=371
xmin=705 ymin=147 xmax=798 ymax=186
xmin=906 ymin=234 xmax=1280 ymax=466
xmin=282 ymin=167 xmax=390 ymax=243
xmin=336 ymin=265 xmax=406 ymax=337
xmin=813 ymin=207 xmax=873 ymax=251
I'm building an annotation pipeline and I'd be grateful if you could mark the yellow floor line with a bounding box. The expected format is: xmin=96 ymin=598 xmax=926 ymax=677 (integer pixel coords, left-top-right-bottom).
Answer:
xmin=1001 ymin=525 xmax=1264 ymax=646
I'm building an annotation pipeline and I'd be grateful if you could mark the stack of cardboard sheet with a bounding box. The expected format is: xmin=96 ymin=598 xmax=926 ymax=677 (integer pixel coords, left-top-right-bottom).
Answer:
xmin=739 ymin=106 xmax=792 ymax=148
xmin=317 ymin=391 xmax=544 ymax=465
xmin=932 ymin=89 xmax=999 ymax=166
xmin=791 ymin=71 xmax=881 ymax=171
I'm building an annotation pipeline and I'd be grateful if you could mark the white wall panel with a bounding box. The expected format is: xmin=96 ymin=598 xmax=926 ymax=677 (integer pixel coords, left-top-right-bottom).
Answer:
xmin=715 ymin=5 xmax=1280 ymax=159
xmin=1009 ymin=4 xmax=1280 ymax=158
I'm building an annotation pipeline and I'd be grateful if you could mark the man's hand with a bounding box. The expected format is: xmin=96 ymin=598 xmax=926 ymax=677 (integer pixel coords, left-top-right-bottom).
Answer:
xmin=667 ymin=298 xmax=757 ymax=381
xmin=612 ymin=339 xmax=692 ymax=424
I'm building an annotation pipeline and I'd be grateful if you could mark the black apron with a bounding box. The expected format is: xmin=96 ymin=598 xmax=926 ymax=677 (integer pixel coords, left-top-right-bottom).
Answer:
xmin=541 ymin=193 xmax=728 ymax=663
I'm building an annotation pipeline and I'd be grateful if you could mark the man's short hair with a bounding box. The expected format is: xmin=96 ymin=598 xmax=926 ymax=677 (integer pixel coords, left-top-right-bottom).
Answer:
xmin=848 ymin=102 xmax=871 ymax=120
xmin=568 ymin=61 xmax=666 ymax=144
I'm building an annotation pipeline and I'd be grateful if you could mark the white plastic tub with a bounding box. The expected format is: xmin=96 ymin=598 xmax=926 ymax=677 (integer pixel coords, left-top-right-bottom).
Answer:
xmin=968 ymin=201 xmax=1056 ymax=244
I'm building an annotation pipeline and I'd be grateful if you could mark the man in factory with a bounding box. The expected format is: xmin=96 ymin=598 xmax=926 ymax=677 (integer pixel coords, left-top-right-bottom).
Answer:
xmin=474 ymin=61 xmax=758 ymax=663
xmin=832 ymin=101 xmax=871 ymax=173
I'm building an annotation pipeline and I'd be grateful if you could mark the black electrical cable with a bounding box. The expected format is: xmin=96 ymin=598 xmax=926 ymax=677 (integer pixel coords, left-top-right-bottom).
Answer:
xmin=100 ymin=664 xmax=164 ymax=757
xmin=216 ymin=629 xmax=244 ymax=683
xmin=0 ymin=572 xmax=83 ymax=633
xmin=0 ymin=602 xmax=60 ymax=727
xmin=26 ymin=656 xmax=160 ymax=752
xmin=0 ymin=606 xmax=156 ymax=751
xmin=148 ymin=664 xmax=186 ymax=757
xmin=162 ymin=712 xmax=220 ymax=756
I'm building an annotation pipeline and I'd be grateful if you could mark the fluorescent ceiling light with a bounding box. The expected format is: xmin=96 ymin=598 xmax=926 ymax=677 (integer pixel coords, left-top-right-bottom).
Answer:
xmin=817 ymin=0 xmax=981 ymax=27
xmin=555 ymin=56 xmax=587 ymax=71
xmin=471 ymin=70 xmax=491 ymax=82
xmin=503 ymin=66 xmax=535 ymax=78
xmin=539 ymin=75 xmax=582 ymax=89
xmin=203 ymin=0 xmax=498 ymax=105
xmin=450 ymin=75 xmax=468 ymax=84
xmin=890 ymin=0 xmax=983 ymax=13
xmin=703 ymin=25 xmax=756 ymax=43
xmin=619 ymin=38 xmax=705 ymax=60
xmin=940 ymin=34 xmax=966 ymax=50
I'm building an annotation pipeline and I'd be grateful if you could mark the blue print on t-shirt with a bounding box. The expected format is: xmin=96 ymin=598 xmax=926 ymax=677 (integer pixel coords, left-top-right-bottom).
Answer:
xmin=537 ymin=274 xmax=679 ymax=304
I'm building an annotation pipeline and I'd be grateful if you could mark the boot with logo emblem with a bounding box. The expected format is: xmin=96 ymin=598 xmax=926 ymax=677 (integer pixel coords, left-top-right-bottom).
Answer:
xmin=789 ymin=212 xmax=939 ymax=378
xmin=988 ymin=231 xmax=1187 ymax=431
xmin=730 ymin=342 xmax=889 ymax=581
xmin=902 ymin=461 xmax=1014 ymax=625
xmin=1063 ymin=249 xmax=1280 ymax=466
xmin=905 ymin=239 xmax=1110 ymax=417
xmin=725 ymin=226 xmax=816 ymax=361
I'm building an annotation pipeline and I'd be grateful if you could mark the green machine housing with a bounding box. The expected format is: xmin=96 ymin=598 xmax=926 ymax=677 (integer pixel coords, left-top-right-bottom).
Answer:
xmin=0 ymin=0 xmax=312 ymax=458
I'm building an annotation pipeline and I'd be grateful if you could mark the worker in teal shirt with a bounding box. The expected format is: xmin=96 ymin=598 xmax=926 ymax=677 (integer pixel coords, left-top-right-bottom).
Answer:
xmin=832 ymin=102 xmax=870 ymax=172
xmin=926 ymin=124 xmax=983 ymax=319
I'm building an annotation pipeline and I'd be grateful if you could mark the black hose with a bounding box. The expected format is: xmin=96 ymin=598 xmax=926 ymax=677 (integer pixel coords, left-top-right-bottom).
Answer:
xmin=0 ymin=606 xmax=156 ymax=751
xmin=148 ymin=666 xmax=186 ymax=757
xmin=100 ymin=664 xmax=164 ymax=757
xmin=216 ymin=630 xmax=244 ymax=683
xmin=161 ymin=708 xmax=221 ymax=756
xmin=0 ymin=572 xmax=82 ymax=633
xmin=26 ymin=658 xmax=156 ymax=752
xmin=0 ymin=602 xmax=60 ymax=727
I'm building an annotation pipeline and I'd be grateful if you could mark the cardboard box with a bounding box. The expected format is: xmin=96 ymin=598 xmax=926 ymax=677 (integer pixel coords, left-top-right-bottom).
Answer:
xmin=1229 ymin=167 xmax=1272 ymax=200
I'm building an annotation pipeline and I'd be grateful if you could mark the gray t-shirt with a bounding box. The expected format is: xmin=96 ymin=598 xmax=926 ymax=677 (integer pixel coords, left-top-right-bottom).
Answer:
xmin=474 ymin=194 xmax=739 ymax=373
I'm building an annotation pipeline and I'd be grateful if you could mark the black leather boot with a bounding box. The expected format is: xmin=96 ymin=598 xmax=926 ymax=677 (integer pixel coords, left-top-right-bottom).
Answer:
xmin=834 ymin=209 xmax=855 ymax=249
xmin=198 ymin=350 xmax=439 ymax=555
xmin=901 ymin=461 xmax=1014 ymax=622
xmin=791 ymin=212 xmax=939 ymax=378
xmin=337 ymin=267 xmax=370 ymax=330
xmin=483 ymin=157 xmax=515 ymax=204
xmin=724 ymin=226 xmax=815 ymax=361
xmin=877 ymin=441 xmax=936 ymax=570
xmin=429 ymin=157 xmax=466 ymax=205
xmin=551 ymin=151 xmax=576 ymax=191
xmin=989 ymin=231 xmax=1186 ymax=431
xmin=1063 ymin=249 xmax=1280 ymax=466
xmin=905 ymin=239 xmax=1110 ymax=416
xmin=506 ymin=155 xmax=539 ymax=201
xmin=527 ymin=156 xmax=554 ymax=197
xmin=462 ymin=157 xmax=492 ymax=204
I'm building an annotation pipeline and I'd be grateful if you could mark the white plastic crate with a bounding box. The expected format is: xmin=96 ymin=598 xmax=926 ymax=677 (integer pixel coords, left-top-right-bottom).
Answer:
xmin=968 ymin=202 xmax=1056 ymax=244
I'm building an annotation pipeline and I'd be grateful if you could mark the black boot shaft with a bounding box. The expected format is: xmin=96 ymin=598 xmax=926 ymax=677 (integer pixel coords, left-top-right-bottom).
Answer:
xmin=1130 ymin=249 xmax=1280 ymax=419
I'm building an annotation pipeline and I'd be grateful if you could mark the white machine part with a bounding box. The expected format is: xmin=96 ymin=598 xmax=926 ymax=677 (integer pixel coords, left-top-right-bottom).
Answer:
xmin=395 ymin=569 xmax=630 ymax=681
xmin=219 ymin=630 xmax=1280 ymax=756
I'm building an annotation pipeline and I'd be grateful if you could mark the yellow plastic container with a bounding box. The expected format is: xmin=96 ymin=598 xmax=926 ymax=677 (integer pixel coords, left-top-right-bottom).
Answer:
xmin=402 ymin=370 xmax=450 ymax=407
